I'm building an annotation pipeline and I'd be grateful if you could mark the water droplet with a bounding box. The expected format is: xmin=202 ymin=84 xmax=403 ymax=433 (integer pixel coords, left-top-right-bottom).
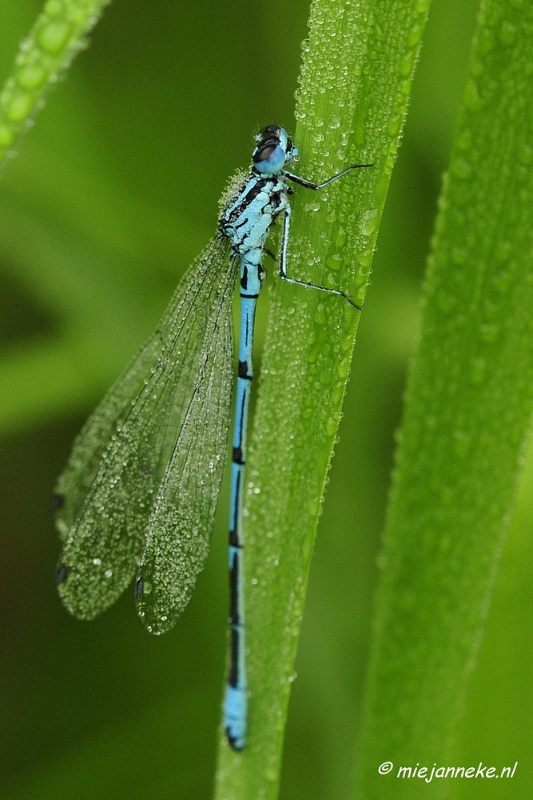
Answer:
xmin=37 ymin=20 xmax=71 ymax=55
xmin=408 ymin=20 xmax=424 ymax=47
xmin=6 ymin=92 xmax=32 ymax=123
xmin=451 ymin=157 xmax=473 ymax=180
xmin=455 ymin=128 xmax=472 ymax=152
xmin=400 ymin=50 xmax=415 ymax=77
xmin=357 ymin=249 xmax=373 ymax=270
xmin=313 ymin=305 xmax=326 ymax=326
xmin=44 ymin=0 xmax=64 ymax=15
xmin=387 ymin=114 xmax=402 ymax=137
xmin=0 ymin=123 xmax=11 ymax=147
xmin=359 ymin=209 xmax=378 ymax=236
xmin=463 ymin=79 xmax=483 ymax=111
xmin=326 ymin=253 xmax=342 ymax=272
xmin=337 ymin=357 xmax=350 ymax=380
xmin=335 ymin=232 xmax=347 ymax=254
xmin=16 ymin=64 xmax=47 ymax=90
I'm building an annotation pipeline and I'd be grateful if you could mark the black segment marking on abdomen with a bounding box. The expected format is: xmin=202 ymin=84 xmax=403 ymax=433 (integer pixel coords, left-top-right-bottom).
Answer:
xmin=238 ymin=360 xmax=252 ymax=379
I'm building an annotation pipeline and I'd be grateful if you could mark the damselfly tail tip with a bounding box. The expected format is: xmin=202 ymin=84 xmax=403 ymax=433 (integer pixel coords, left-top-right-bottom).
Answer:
xmin=226 ymin=726 xmax=245 ymax=752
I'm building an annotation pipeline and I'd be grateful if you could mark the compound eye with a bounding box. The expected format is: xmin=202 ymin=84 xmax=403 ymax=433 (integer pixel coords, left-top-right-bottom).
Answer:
xmin=253 ymin=142 xmax=286 ymax=174
xmin=255 ymin=143 xmax=276 ymax=161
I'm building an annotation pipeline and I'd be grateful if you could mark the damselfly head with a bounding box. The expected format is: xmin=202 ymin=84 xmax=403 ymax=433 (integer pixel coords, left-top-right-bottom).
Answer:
xmin=253 ymin=125 xmax=298 ymax=174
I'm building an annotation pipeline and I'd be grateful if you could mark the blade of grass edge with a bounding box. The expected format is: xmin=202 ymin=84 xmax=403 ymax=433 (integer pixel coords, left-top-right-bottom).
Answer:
xmin=0 ymin=0 xmax=112 ymax=174
xmin=355 ymin=1 xmax=533 ymax=797
xmin=214 ymin=0 xmax=432 ymax=798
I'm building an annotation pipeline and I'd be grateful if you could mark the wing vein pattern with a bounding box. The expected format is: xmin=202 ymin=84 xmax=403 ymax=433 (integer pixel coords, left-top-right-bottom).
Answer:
xmin=55 ymin=238 xmax=237 ymax=629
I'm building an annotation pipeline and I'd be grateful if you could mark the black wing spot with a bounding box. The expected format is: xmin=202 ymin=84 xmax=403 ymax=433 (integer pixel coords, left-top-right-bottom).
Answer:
xmin=51 ymin=493 xmax=65 ymax=511
xmin=56 ymin=564 xmax=68 ymax=585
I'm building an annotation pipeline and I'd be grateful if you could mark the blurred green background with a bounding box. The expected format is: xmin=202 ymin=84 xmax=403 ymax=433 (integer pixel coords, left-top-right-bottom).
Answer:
xmin=1 ymin=1 xmax=531 ymax=798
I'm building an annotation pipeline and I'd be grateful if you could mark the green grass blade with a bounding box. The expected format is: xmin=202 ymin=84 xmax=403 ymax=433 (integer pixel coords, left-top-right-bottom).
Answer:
xmin=214 ymin=0 xmax=431 ymax=797
xmin=0 ymin=0 xmax=112 ymax=172
xmin=355 ymin=1 xmax=533 ymax=796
